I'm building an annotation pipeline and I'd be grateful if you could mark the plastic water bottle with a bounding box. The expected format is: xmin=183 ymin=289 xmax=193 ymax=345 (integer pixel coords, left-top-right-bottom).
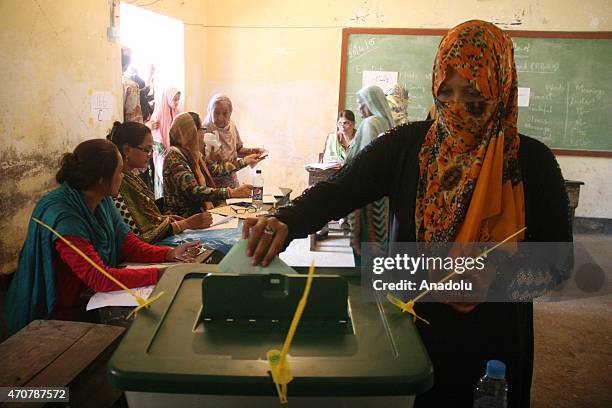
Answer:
xmin=252 ymin=170 xmax=264 ymax=210
xmin=473 ymin=360 xmax=508 ymax=408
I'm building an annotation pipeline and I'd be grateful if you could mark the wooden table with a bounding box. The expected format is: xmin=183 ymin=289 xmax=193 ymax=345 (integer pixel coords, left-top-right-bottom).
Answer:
xmin=0 ymin=320 xmax=125 ymax=407
xmin=564 ymin=179 xmax=584 ymax=222
xmin=306 ymin=167 xmax=342 ymax=251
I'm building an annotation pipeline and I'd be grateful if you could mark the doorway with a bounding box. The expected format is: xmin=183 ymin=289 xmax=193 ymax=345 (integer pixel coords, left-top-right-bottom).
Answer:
xmin=120 ymin=2 xmax=185 ymax=110
xmin=120 ymin=2 xmax=184 ymax=198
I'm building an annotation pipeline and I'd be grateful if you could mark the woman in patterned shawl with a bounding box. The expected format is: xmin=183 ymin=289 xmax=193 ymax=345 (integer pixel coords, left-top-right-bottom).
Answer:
xmin=108 ymin=121 xmax=213 ymax=243
xmin=163 ymin=113 xmax=260 ymax=217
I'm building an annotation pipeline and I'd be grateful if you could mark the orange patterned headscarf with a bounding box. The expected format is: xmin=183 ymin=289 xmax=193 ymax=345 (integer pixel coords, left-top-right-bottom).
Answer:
xmin=415 ymin=20 xmax=525 ymax=243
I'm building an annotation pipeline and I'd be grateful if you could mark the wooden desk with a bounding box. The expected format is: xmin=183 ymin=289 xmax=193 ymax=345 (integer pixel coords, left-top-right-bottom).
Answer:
xmin=306 ymin=167 xmax=342 ymax=251
xmin=0 ymin=320 xmax=125 ymax=407
xmin=307 ymin=167 xmax=341 ymax=186
xmin=565 ymin=179 xmax=584 ymax=222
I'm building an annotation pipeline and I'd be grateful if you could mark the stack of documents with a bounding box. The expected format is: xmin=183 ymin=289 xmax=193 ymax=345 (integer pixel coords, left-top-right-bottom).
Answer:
xmin=304 ymin=162 xmax=342 ymax=170
xmin=189 ymin=213 xmax=238 ymax=231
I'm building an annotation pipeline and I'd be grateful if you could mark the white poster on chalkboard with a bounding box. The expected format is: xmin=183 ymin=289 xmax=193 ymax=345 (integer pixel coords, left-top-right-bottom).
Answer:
xmin=518 ymin=87 xmax=531 ymax=107
xmin=362 ymin=71 xmax=398 ymax=90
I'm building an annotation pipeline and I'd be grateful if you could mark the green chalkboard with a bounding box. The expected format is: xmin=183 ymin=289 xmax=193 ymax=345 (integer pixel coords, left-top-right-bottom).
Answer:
xmin=340 ymin=29 xmax=612 ymax=156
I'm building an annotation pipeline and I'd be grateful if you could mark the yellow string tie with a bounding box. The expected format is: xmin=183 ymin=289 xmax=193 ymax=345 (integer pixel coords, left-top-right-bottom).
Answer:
xmin=267 ymin=261 xmax=316 ymax=404
xmin=387 ymin=227 xmax=527 ymax=324
xmin=386 ymin=294 xmax=430 ymax=325
xmin=32 ymin=217 xmax=164 ymax=319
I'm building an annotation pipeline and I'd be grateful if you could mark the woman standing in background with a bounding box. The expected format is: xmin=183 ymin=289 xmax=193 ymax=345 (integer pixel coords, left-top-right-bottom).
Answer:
xmin=148 ymin=86 xmax=182 ymax=198
xmin=203 ymin=94 xmax=265 ymax=188
xmin=346 ymin=85 xmax=395 ymax=264
xmin=347 ymin=85 xmax=395 ymax=157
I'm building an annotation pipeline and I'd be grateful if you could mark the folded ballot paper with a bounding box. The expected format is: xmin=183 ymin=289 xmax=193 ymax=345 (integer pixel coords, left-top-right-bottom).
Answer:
xmin=219 ymin=239 xmax=297 ymax=275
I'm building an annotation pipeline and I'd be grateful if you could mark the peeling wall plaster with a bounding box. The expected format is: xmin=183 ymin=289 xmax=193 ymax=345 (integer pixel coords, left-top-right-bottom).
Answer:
xmin=0 ymin=1 xmax=123 ymax=273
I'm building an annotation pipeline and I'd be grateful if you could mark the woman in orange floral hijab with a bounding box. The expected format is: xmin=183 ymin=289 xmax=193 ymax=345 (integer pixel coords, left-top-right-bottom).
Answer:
xmin=243 ymin=20 xmax=572 ymax=408
xmin=416 ymin=20 xmax=525 ymax=246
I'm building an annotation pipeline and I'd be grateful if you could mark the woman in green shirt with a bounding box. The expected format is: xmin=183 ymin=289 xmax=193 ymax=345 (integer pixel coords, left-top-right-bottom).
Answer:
xmin=322 ymin=110 xmax=356 ymax=163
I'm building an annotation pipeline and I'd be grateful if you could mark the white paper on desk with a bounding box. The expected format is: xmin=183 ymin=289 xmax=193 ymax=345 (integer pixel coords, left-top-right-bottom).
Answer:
xmin=226 ymin=196 xmax=275 ymax=205
xmin=209 ymin=213 xmax=229 ymax=226
xmin=183 ymin=214 xmax=239 ymax=232
xmin=518 ymin=87 xmax=531 ymax=107
xmin=86 ymin=285 xmax=155 ymax=310
xmin=210 ymin=214 xmax=240 ymax=230
xmin=120 ymin=263 xmax=180 ymax=269
xmin=267 ymin=186 xmax=285 ymax=196
xmin=304 ymin=162 xmax=342 ymax=170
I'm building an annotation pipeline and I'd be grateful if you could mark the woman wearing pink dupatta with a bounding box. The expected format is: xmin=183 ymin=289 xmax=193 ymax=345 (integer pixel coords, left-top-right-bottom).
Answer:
xmin=203 ymin=94 xmax=264 ymax=188
xmin=148 ymin=87 xmax=182 ymax=198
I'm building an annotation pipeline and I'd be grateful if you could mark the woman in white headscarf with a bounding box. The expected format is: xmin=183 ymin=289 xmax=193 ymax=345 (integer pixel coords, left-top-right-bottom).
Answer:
xmin=346 ymin=85 xmax=395 ymax=159
xmin=203 ymin=94 xmax=265 ymax=188
xmin=346 ymin=85 xmax=395 ymax=264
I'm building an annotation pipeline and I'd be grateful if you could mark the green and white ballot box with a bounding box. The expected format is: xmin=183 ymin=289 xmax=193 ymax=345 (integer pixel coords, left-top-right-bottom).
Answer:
xmin=108 ymin=265 xmax=432 ymax=407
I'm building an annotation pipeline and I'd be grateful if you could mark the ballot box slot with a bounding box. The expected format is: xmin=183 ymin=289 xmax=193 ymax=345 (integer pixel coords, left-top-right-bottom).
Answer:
xmin=200 ymin=273 xmax=350 ymax=322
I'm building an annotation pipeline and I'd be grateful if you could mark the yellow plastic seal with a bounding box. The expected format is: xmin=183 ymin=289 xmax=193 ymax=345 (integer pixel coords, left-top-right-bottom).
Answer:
xmin=387 ymin=294 xmax=430 ymax=325
xmin=267 ymin=261 xmax=316 ymax=404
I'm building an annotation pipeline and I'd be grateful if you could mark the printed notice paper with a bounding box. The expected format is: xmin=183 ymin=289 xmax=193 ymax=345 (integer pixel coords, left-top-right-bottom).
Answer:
xmin=518 ymin=87 xmax=531 ymax=107
xmin=362 ymin=71 xmax=398 ymax=89
xmin=90 ymin=91 xmax=114 ymax=121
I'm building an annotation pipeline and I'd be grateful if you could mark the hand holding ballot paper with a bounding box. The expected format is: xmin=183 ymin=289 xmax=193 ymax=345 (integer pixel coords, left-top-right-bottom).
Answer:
xmin=219 ymin=239 xmax=297 ymax=275
xmin=242 ymin=217 xmax=290 ymax=267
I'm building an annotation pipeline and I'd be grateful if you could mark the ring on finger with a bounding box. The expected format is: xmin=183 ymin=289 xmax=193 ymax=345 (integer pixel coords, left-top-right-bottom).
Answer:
xmin=264 ymin=225 xmax=275 ymax=235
